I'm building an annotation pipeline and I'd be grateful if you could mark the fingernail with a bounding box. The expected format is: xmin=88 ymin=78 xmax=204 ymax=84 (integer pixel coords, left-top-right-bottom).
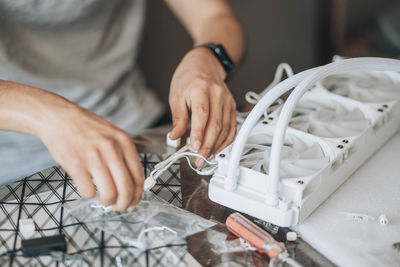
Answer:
xmin=196 ymin=158 xmax=205 ymax=168
xmin=191 ymin=140 xmax=201 ymax=152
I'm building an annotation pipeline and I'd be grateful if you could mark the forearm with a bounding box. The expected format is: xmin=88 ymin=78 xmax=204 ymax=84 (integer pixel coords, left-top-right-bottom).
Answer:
xmin=165 ymin=0 xmax=245 ymax=67
xmin=0 ymin=80 xmax=76 ymax=137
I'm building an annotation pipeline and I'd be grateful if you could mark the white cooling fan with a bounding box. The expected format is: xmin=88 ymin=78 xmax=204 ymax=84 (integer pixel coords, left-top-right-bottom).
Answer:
xmin=208 ymin=57 xmax=400 ymax=227
xmin=322 ymin=72 xmax=400 ymax=103
xmin=241 ymin=132 xmax=328 ymax=179
xmin=289 ymin=100 xmax=369 ymax=138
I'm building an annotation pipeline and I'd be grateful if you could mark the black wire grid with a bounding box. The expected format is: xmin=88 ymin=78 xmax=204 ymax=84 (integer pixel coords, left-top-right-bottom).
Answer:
xmin=0 ymin=153 xmax=191 ymax=267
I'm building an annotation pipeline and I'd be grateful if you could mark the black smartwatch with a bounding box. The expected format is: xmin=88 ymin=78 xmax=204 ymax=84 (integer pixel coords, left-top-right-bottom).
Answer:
xmin=196 ymin=43 xmax=235 ymax=82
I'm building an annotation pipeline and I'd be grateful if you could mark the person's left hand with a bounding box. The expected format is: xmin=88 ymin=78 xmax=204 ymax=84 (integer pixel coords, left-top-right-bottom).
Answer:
xmin=168 ymin=47 xmax=237 ymax=167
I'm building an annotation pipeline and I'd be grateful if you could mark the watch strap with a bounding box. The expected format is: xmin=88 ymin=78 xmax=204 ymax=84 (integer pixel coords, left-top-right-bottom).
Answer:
xmin=196 ymin=43 xmax=235 ymax=82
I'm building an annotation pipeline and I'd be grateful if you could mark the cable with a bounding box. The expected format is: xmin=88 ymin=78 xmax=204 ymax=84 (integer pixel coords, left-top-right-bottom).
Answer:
xmin=245 ymin=63 xmax=294 ymax=105
xmin=268 ymin=57 xmax=400 ymax=205
xmin=144 ymin=145 xmax=217 ymax=191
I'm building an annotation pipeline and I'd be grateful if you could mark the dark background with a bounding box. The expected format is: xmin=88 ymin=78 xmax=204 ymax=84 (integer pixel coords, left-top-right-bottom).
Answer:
xmin=138 ymin=0 xmax=396 ymax=108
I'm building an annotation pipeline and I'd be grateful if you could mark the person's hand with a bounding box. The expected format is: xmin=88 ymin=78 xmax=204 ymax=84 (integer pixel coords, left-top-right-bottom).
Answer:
xmin=37 ymin=100 xmax=144 ymax=211
xmin=168 ymin=47 xmax=237 ymax=167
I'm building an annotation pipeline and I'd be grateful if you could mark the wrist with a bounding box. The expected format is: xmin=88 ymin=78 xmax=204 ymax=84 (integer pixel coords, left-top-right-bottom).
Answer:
xmin=190 ymin=46 xmax=227 ymax=81
xmin=193 ymin=43 xmax=235 ymax=82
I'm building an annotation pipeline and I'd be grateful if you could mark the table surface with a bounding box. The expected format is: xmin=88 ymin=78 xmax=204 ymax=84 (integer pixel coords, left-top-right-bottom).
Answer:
xmin=0 ymin=125 xmax=333 ymax=267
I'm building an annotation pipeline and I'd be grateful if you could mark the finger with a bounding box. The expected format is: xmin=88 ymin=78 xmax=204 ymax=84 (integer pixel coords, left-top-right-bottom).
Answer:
xmin=213 ymin=96 xmax=234 ymax=153
xmin=189 ymin=88 xmax=210 ymax=151
xmin=68 ymin=168 xmax=96 ymax=199
xmin=103 ymin=144 xmax=135 ymax=212
xmin=195 ymin=90 xmax=224 ymax=167
xmin=215 ymin=104 xmax=237 ymax=154
xmin=117 ymin=133 xmax=145 ymax=210
xmin=169 ymin=98 xmax=189 ymax=140
xmin=89 ymin=152 xmax=118 ymax=207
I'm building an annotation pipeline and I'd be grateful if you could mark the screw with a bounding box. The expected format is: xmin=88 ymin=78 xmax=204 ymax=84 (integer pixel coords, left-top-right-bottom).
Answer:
xmin=378 ymin=109 xmax=384 ymax=112
xmin=342 ymin=140 xmax=349 ymax=143
xmin=337 ymin=145 xmax=344 ymax=149
xmin=382 ymin=104 xmax=388 ymax=108
xmin=262 ymin=121 xmax=268 ymax=125
xmin=268 ymin=117 xmax=274 ymax=120
xmin=219 ymin=154 xmax=225 ymax=158
xmin=297 ymin=180 xmax=304 ymax=185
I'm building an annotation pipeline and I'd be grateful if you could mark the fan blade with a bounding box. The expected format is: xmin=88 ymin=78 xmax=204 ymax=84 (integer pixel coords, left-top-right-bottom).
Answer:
xmin=299 ymin=143 xmax=325 ymax=159
xmin=247 ymin=134 xmax=273 ymax=145
xmin=281 ymin=161 xmax=316 ymax=178
xmin=309 ymin=123 xmax=335 ymax=137
xmin=342 ymin=109 xmax=365 ymax=121
xmin=337 ymin=120 xmax=368 ymax=131
xmin=289 ymin=119 xmax=310 ymax=133
xmin=288 ymin=135 xmax=308 ymax=152
xmin=294 ymin=157 xmax=328 ymax=170
xmin=332 ymin=102 xmax=347 ymax=116
xmin=290 ymin=115 xmax=310 ymax=123
xmin=331 ymin=86 xmax=350 ymax=97
xmin=325 ymin=124 xmax=360 ymax=137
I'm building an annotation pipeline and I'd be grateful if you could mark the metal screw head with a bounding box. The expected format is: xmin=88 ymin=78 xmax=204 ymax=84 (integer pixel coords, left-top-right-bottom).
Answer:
xmin=378 ymin=108 xmax=384 ymax=112
xmin=297 ymin=180 xmax=304 ymax=185
xmin=337 ymin=145 xmax=344 ymax=149
xmin=262 ymin=121 xmax=268 ymax=125
xmin=219 ymin=154 xmax=225 ymax=158
xmin=342 ymin=140 xmax=349 ymax=144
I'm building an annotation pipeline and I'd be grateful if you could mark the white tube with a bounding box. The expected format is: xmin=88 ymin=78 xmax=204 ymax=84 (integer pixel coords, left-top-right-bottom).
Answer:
xmin=268 ymin=57 xmax=400 ymax=202
xmin=225 ymin=67 xmax=320 ymax=195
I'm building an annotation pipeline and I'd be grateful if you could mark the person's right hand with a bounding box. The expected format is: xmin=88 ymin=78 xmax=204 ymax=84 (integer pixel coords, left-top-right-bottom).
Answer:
xmin=37 ymin=100 xmax=144 ymax=211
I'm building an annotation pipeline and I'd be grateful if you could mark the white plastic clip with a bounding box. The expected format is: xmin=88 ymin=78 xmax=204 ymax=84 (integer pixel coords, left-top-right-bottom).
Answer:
xmin=286 ymin=231 xmax=297 ymax=242
xmin=166 ymin=132 xmax=181 ymax=148
xmin=20 ymin=218 xmax=35 ymax=238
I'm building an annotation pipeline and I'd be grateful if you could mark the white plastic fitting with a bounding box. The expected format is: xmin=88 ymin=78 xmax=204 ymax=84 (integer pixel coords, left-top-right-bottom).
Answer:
xmin=379 ymin=214 xmax=388 ymax=226
xmin=286 ymin=231 xmax=297 ymax=242
xmin=20 ymin=218 xmax=35 ymax=238
xmin=166 ymin=132 xmax=181 ymax=148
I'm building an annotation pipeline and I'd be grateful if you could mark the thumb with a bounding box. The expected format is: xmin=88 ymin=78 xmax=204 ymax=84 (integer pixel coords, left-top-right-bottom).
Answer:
xmin=169 ymin=101 xmax=189 ymax=140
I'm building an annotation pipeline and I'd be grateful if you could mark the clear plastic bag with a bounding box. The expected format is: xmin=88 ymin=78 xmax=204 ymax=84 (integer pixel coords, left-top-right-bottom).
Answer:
xmin=64 ymin=192 xmax=215 ymax=250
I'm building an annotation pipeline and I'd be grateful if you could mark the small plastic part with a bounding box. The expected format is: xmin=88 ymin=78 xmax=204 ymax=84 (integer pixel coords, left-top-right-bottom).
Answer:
xmin=21 ymin=235 xmax=67 ymax=257
xmin=340 ymin=212 xmax=375 ymax=223
xmin=279 ymin=198 xmax=291 ymax=211
xmin=19 ymin=218 xmax=35 ymax=238
xmin=379 ymin=214 xmax=388 ymax=225
xmin=166 ymin=132 xmax=181 ymax=148
xmin=144 ymin=177 xmax=157 ymax=191
xmin=286 ymin=232 xmax=297 ymax=242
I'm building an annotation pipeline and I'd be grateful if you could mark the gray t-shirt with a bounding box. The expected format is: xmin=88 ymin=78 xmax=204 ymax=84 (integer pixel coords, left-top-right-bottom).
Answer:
xmin=0 ymin=0 xmax=164 ymax=184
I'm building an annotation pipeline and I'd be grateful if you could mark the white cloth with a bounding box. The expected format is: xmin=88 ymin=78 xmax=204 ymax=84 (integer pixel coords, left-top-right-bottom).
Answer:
xmin=294 ymin=132 xmax=400 ymax=266
xmin=0 ymin=0 xmax=165 ymax=183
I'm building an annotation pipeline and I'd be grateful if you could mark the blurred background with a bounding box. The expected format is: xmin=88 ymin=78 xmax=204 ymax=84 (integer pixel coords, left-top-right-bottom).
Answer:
xmin=138 ymin=0 xmax=399 ymax=108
